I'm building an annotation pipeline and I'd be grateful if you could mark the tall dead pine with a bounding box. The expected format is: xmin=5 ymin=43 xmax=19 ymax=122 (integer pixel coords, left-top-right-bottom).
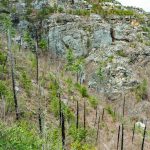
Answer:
xmin=94 ymin=106 xmax=98 ymax=126
xmin=76 ymin=100 xmax=79 ymax=129
xmin=61 ymin=112 xmax=65 ymax=150
xmin=132 ymin=123 xmax=135 ymax=144
xmin=96 ymin=114 xmax=101 ymax=144
xmin=58 ymin=92 xmax=62 ymax=126
xmin=121 ymin=124 xmax=124 ymax=150
xmin=117 ymin=125 xmax=120 ymax=150
xmin=7 ymin=29 xmax=19 ymax=120
xmin=123 ymin=96 xmax=126 ymax=117
xmin=83 ymin=100 xmax=86 ymax=129
xmin=38 ymin=108 xmax=43 ymax=135
xmin=102 ymin=108 xmax=105 ymax=121
xmin=141 ymin=123 xmax=147 ymax=150
xmin=35 ymin=39 xmax=39 ymax=84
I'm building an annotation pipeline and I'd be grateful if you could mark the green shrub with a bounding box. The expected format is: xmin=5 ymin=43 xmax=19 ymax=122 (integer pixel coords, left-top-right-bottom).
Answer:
xmin=23 ymin=31 xmax=34 ymax=49
xmin=50 ymin=96 xmax=60 ymax=117
xmin=105 ymin=105 xmax=116 ymax=121
xmin=58 ymin=7 xmax=64 ymax=13
xmin=66 ymin=78 xmax=73 ymax=95
xmin=39 ymin=38 xmax=47 ymax=51
xmin=0 ymin=51 xmax=6 ymax=65
xmin=116 ymin=50 xmax=127 ymax=57
xmin=69 ymin=125 xmax=87 ymax=142
xmin=96 ymin=65 xmax=105 ymax=81
xmin=47 ymin=127 xmax=62 ymax=150
xmin=88 ymin=96 xmax=98 ymax=108
xmin=66 ymin=48 xmax=75 ymax=71
xmin=134 ymin=79 xmax=148 ymax=102
xmin=0 ymin=122 xmax=42 ymax=150
xmin=20 ymin=71 xmax=32 ymax=97
xmin=71 ymin=141 xmax=95 ymax=150
xmin=142 ymin=26 xmax=150 ymax=32
xmin=75 ymin=83 xmax=89 ymax=98
xmin=0 ymin=81 xmax=7 ymax=95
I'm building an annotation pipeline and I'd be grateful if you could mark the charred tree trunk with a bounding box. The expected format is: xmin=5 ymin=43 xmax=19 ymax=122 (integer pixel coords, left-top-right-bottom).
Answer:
xmin=76 ymin=72 xmax=79 ymax=83
xmin=102 ymin=108 xmax=105 ymax=121
xmin=38 ymin=108 xmax=43 ymax=135
xmin=18 ymin=36 xmax=22 ymax=51
xmin=132 ymin=123 xmax=135 ymax=143
xmin=76 ymin=100 xmax=79 ymax=129
xmin=94 ymin=106 xmax=98 ymax=126
xmin=58 ymin=92 xmax=62 ymax=126
xmin=83 ymin=100 xmax=86 ymax=129
xmin=141 ymin=123 xmax=147 ymax=150
xmin=61 ymin=112 xmax=65 ymax=150
xmin=35 ymin=29 xmax=39 ymax=85
xmin=123 ymin=96 xmax=125 ymax=117
xmin=7 ymin=29 xmax=19 ymax=120
xmin=121 ymin=124 xmax=124 ymax=150
xmin=117 ymin=125 xmax=120 ymax=150
xmin=96 ymin=114 xmax=100 ymax=143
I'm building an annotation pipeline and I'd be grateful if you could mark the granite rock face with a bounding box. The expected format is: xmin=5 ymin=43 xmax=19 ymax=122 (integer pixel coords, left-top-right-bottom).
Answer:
xmin=47 ymin=14 xmax=112 ymax=56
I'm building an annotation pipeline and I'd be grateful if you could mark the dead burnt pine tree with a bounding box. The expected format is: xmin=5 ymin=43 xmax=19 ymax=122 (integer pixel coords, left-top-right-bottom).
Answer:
xmin=94 ymin=106 xmax=98 ymax=126
xmin=7 ymin=29 xmax=19 ymax=120
xmin=132 ymin=123 xmax=135 ymax=144
xmin=117 ymin=125 xmax=120 ymax=150
xmin=76 ymin=100 xmax=79 ymax=129
xmin=121 ymin=124 xmax=124 ymax=150
xmin=35 ymin=29 xmax=39 ymax=84
xmin=38 ymin=108 xmax=43 ymax=135
xmin=123 ymin=96 xmax=126 ymax=117
xmin=61 ymin=112 xmax=65 ymax=150
xmin=58 ymin=92 xmax=62 ymax=126
xmin=96 ymin=114 xmax=101 ymax=143
xmin=141 ymin=122 xmax=147 ymax=150
xmin=76 ymin=72 xmax=79 ymax=83
xmin=102 ymin=108 xmax=105 ymax=121
xmin=83 ymin=100 xmax=86 ymax=129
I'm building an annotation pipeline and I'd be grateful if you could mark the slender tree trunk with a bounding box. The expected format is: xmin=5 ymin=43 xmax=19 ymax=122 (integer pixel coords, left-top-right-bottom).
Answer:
xmin=76 ymin=100 xmax=79 ymax=129
xmin=7 ymin=29 xmax=19 ymax=120
xmin=38 ymin=108 xmax=43 ymax=135
xmin=76 ymin=72 xmax=79 ymax=83
xmin=18 ymin=36 xmax=22 ymax=51
xmin=96 ymin=114 xmax=100 ymax=143
xmin=121 ymin=124 xmax=124 ymax=150
xmin=123 ymin=96 xmax=125 ymax=117
xmin=61 ymin=112 xmax=65 ymax=150
xmin=58 ymin=92 xmax=62 ymax=126
xmin=132 ymin=123 xmax=135 ymax=144
xmin=102 ymin=108 xmax=105 ymax=121
xmin=94 ymin=106 xmax=97 ymax=126
xmin=117 ymin=125 xmax=120 ymax=150
xmin=141 ymin=123 xmax=147 ymax=150
xmin=83 ymin=100 xmax=86 ymax=129
xmin=35 ymin=39 xmax=39 ymax=84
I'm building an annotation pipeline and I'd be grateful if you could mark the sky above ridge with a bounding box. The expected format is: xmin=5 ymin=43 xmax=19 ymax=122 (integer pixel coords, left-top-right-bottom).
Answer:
xmin=117 ymin=0 xmax=150 ymax=12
